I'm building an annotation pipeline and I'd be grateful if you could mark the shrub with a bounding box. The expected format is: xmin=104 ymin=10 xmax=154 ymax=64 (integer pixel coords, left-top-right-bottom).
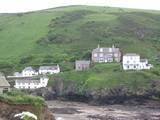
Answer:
xmin=20 ymin=55 xmax=34 ymax=64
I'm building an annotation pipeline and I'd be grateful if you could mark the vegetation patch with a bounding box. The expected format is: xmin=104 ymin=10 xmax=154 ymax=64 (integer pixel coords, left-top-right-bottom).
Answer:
xmin=49 ymin=10 xmax=96 ymax=27
xmin=0 ymin=91 xmax=45 ymax=107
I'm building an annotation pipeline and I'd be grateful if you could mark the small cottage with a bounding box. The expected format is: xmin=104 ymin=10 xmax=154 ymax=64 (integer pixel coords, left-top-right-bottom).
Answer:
xmin=0 ymin=73 xmax=10 ymax=94
xmin=75 ymin=60 xmax=90 ymax=71
xmin=39 ymin=65 xmax=60 ymax=75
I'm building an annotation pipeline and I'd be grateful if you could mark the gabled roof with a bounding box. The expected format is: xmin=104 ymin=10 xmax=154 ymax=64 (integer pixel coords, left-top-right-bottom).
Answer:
xmin=16 ymin=79 xmax=40 ymax=84
xmin=23 ymin=67 xmax=35 ymax=71
xmin=0 ymin=73 xmax=10 ymax=87
xmin=39 ymin=65 xmax=59 ymax=71
xmin=76 ymin=60 xmax=90 ymax=65
xmin=92 ymin=47 xmax=120 ymax=53
xmin=15 ymin=76 xmax=48 ymax=84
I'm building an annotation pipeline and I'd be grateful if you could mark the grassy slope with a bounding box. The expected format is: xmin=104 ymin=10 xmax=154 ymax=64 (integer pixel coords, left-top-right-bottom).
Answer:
xmin=0 ymin=6 xmax=160 ymax=94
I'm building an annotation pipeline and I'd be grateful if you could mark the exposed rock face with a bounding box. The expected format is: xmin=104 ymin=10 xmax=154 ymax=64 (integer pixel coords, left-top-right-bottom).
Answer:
xmin=0 ymin=101 xmax=55 ymax=120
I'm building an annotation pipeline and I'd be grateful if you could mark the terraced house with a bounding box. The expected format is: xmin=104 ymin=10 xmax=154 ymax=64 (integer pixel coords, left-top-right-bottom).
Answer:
xmin=92 ymin=45 xmax=121 ymax=63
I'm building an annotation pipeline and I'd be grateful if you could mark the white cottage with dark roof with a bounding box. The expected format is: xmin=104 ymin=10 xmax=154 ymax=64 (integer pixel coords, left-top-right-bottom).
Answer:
xmin=123 ymin=53 xmax=153 ymax=70
xmin=0 ymin=73 xmax=10 ymax=94
xmin=14 ymin=76 xmax=49 ymax=89
xmin=92 ymin=45 xmax=121 ymax=63
xmin=39 ymin=65 xmax=60 ymax=75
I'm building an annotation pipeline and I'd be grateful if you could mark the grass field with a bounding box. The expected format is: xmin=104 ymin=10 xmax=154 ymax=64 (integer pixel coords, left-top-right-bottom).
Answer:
xmin=49 ymin=63 xmax=160 ymax=96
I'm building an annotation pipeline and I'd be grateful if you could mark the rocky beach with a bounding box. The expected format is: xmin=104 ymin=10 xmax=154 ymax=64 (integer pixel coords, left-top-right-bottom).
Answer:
xmin=47 ymin=100 xmax=160 ymax=120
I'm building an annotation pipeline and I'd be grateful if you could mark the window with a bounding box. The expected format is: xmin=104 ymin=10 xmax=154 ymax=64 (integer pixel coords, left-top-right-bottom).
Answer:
xmin=100 ymin=48 xmax=103 ymax=52
xmin=94 ymin=53 xmax=97 ymax=57
xmin=3 ymin=88 xmax=9 ymax=93
xmin=114 ymin=53 xmax=118 ymax=57
xmin=100 ymin=53 xmax=103 ymax=57
xmin=99 ymin=58 xmax=104 ymax=62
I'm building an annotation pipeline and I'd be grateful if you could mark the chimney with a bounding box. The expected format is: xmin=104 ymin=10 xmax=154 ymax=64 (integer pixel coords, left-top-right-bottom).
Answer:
xmin=112 ymin=44 xmax=115 ymax=49
xmin=98 ymin=44 xmax=100 ymax=48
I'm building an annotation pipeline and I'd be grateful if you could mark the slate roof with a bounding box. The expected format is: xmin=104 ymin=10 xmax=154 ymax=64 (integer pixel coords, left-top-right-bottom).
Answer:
xmin=76 ymin=60 xmax=90 ymax=65
xmin=16 ymin=79 xmax=40 ymax=84
xmin=124 ymin=53 xmax=140 ymax=56
xmin=92 ymin=47 xmax=120 ymax=53
xmin=39 ymin=65 xmax=59 ymax=71
xmin=0 ymin=73 xmax=10 ymax=87
xmin=15 ymin=76 xmax=47 ymax=84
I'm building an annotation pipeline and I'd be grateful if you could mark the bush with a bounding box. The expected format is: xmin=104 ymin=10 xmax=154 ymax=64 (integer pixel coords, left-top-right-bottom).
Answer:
xmin=20 ymin=55 xmax=34 ymax=64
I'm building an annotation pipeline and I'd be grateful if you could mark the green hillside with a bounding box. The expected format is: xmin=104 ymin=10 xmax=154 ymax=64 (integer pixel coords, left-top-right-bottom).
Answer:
xmin=0 ymin=5 xmax=160 ymax=99
xmin=0 ymin=6 xmax=160 ymax=70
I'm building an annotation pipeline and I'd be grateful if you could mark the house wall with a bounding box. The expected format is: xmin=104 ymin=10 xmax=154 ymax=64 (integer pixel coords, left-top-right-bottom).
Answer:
xmin=0 ymin=88 xmax=3 ymax=94
xmin=76 ymin=64 xmax=90 ymax=71
xmin=0 ymin=87 xmax=10 ymax=94
xmin=14 ymin=78 xmax=49 ymax=90
xmin=92 ymin=51 xmax=121 ymax=63
xmin=22 ymin=71 xmax=38 ymax=77
xmin=123 ymin=55 xmax=152 ymax=70
xmin=39 ymin=69 xmax=60 ymax=75
xmin=123 ymin=55 xmax=140 ymax=70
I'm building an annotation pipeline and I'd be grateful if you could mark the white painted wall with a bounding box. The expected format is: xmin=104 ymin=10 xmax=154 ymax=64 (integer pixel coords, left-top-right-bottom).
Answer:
xmin=14 ymin=77 xmax=49 ymax=89
xmin=123 ymin=55 xmax=152 ymax=70
xmin=39 ymin=66 xmax=60 ymax=75
xmin=22 ymin=70 xmax=38 ymax=77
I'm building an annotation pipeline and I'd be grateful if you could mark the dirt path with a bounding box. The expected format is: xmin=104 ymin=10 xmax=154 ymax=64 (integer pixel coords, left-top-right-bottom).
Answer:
xmin=46 ymin=100 xmax=160 ymax=120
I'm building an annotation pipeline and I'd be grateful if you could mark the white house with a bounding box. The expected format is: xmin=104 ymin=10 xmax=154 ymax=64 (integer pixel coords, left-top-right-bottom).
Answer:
xmin=39 ymin=65 xmax=60 ymax=75
xmin=123 ymin=53 xmax=153 ymax=70
xmin=14 ymin=76 xmax=49 ymax=89
xmin=22 ymin=67 xmax=38 ymax=77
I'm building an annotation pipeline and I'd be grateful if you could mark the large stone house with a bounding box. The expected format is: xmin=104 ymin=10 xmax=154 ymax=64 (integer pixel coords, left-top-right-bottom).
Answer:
xmin=39 ymin=65 xmax=60 ymax=75
xmin=0 ymin=73 xmax=10 ymax=94
xmin=92 ymin=45 xmax=121 ymax=63
xmin=123 ymin=53 xmax=153 ymax=70
xmin=75 ymin=60 xmax=90 ymax=71
xmin=14 ymin=76 xmax=49 ymax=89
